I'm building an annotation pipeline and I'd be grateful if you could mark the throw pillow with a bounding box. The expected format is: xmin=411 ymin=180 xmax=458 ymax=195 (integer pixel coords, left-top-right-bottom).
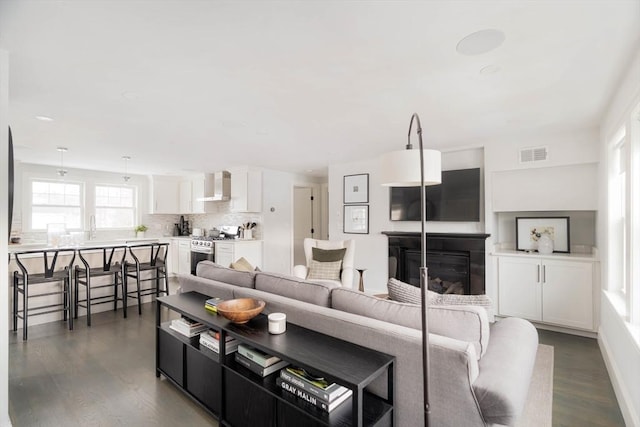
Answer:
xmin=307 ymin=259 xmax=342 ymax=281
xmin=230 ymin=257 xmax=253 ymax=272
xmin=311 ymin=247 xmax=347 ymax=263
xmin=387 ymin=277 xmax=441 ymax=305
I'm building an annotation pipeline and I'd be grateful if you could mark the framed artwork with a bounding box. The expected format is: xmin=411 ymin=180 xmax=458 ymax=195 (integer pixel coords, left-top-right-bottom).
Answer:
xmin=344 ymin=205 xmax=369 ymax=234
xmin=343 ymin=173 xmax=369 ymax=204
xmin=516 ymin=216 xmax=570 ymax=253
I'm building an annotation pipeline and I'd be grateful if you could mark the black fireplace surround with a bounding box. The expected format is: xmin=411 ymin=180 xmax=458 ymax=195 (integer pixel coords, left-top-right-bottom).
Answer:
xmin=384 ymin=232 xmax=490 ymax=295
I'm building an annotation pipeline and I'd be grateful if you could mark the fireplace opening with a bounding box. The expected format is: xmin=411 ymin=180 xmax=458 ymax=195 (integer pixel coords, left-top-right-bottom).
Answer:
xmin=404 ymin=250 xmax=470 ymax=294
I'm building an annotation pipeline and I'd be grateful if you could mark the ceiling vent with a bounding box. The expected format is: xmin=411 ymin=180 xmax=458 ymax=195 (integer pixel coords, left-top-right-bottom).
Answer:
xmin=519 ymin=146 xmax=548 ymax=164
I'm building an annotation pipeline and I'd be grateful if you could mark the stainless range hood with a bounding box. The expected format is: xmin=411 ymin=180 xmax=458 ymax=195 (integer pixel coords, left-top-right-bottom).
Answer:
xmin=198 ymin=170 xmax=231 ymax=202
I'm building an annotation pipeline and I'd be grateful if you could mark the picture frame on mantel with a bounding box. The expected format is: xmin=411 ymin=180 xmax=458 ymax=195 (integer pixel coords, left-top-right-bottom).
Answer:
xmin=516 ymin=216 xmax=570 ymax=253
xmin=343 ymin=173 xmax=369 ymax=204
xmin=344 ymin=205 xmax=369 ymax=234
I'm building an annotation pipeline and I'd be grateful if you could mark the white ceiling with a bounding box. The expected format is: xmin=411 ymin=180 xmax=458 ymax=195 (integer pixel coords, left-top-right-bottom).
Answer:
xmin=1 ymin=0 xmax=639 ymax=178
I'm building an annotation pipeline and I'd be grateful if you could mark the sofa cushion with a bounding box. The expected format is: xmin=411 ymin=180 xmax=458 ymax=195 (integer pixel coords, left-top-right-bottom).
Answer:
xmin=307 ymin=259 xmax=342 ymax=281
xmin=255 ymin=271 xmax=339 ymax=307
xmin=196 ymin=261 xmax=256 ymax=288
xmin=312 ymin=247 xmax=347 ymax=262
xmin=333 ymin=287 xmax=489 ymax=359
xmin=331 ymin=287 xmax=423 ymax=329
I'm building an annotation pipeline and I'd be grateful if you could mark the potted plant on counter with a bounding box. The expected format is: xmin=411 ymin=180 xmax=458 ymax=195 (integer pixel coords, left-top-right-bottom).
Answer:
xmin=135 ymin=224 xmax=148 ymax=238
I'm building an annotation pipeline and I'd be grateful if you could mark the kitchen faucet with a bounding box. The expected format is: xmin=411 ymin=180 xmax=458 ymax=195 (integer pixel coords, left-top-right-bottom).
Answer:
xmin=89 ymin=214 xmax=96 ymax=240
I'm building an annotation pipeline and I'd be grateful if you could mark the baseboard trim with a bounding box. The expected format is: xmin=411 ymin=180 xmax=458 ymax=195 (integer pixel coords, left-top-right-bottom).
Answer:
xmin=531 ymin=322 xmax=597 ymax=338
xmin=598 ymin=326 xmax=640 ymax=427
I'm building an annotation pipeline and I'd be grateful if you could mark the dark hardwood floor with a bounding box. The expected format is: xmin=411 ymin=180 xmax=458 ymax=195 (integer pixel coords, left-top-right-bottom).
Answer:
xmin=8 ymin=301 xmax=217 ymax=427
xmin=8 ymin=303 xmax=625 ymax=427
xmin=538 ymin=329 xmax=625 ymax=427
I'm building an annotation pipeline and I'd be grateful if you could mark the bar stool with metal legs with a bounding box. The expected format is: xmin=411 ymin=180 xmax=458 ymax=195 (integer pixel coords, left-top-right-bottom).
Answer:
xmin=12 ymin=248 xmax=76 ymax=340
xmin=74 ymin=245 xmax=127 ymax=326
xmin=122 ymin=242 xmax=170 ymax=316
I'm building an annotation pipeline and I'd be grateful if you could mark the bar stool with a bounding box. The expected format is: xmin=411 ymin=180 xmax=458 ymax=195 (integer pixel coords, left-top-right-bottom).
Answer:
xmin=123 ymin=242 xmax=169 ymax=316
xmin=13 ymin=248 xmax=76 ymax=340
xmin=74 ymin=245 xmax=127 ymax=326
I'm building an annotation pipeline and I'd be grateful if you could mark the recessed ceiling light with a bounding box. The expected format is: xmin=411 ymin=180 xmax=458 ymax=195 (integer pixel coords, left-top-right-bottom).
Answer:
xmin=456 ymin=29 xmax=505 ymax=56
xmin=35 ymin=115 xmax=54 ymax=121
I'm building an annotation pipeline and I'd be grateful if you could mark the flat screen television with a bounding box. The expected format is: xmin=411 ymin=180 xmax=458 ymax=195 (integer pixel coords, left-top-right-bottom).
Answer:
xmin=390 ymin=168 xmax=481 ymax=222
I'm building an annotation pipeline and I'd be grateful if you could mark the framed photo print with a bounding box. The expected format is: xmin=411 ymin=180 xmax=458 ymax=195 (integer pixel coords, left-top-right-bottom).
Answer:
xmin=343 ymin=173 xmax=369 ymax=204
xmin=344 ymin=205 xmax=369 ymax=234
xmin=516 ymin=216 xmax=570 ymax=253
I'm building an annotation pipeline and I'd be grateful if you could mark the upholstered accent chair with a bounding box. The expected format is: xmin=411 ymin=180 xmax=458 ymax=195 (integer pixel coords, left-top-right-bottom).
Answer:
xmin=293 ymin=238 xmax=356 ymax=288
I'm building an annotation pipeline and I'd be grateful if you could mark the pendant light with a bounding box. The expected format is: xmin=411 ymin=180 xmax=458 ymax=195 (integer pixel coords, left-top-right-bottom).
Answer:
xmin=122 ymin=156 xmax=131 ymax=183
xmin=57 ymin=147 xmax=68 ymax=177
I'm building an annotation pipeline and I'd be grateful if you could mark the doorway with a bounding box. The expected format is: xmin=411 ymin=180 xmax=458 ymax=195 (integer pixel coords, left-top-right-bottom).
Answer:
xmin=293 ymin=187 xmax=314 ymax=266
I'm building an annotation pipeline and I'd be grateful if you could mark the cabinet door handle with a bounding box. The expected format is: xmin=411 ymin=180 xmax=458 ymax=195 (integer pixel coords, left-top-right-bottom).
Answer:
xmin=542 ymin=265 xmax=546 ymax=283
xmin=537 ymin=265 xmax=540 ymax=283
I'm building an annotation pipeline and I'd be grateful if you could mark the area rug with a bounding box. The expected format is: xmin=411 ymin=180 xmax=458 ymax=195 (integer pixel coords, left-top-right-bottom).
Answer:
xmin=517 ymin=344 xmax=554 ymax=427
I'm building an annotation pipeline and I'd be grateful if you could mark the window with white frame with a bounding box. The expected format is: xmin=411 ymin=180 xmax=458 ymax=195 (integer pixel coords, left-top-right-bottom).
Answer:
xmin=95 ymin=184 xmax=137 ymax=229
xmin=31 ymin=180 xmax=83 ymax=230
xmin=610 ymin=100 xmax=640 ymax=324
xmin=631 ymin=103 xmax=640 ymax=323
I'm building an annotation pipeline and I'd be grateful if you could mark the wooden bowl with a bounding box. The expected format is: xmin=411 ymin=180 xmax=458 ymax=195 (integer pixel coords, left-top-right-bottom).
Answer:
xmin=216 ymin=298 xmax=266 ymax=324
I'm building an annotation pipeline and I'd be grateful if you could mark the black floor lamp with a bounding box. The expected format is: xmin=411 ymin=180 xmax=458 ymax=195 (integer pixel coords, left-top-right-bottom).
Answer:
xmin=380 ymin=113 xmax=441 ymax=427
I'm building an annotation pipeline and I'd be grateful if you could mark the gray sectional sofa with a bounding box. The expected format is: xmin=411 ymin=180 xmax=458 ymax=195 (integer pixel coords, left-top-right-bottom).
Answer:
xmin=178 ymin=261 xmax=539 ymax=427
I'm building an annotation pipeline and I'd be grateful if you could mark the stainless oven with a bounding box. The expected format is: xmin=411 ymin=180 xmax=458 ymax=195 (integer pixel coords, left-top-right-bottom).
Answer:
xmin=190 ymin=237 xmax=214 ymax=275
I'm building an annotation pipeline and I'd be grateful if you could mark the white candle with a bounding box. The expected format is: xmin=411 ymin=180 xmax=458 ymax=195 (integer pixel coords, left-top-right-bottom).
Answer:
xmin=268 ymin=312 xmax=286 ymax=334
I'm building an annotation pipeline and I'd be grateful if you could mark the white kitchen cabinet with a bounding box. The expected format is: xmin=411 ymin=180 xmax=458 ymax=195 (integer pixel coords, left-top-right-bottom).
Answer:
xmin=149 ymin=175 xmax=180 ymax=214
xmin=230 ymin=169 xmax=262 ymax=213
xmin=178 ymin=174 xmax=215 ymax=214
xmin=497 ymin=253 xmax=594 ymax=330
xmin=177 ymin=239 xmax=191 ymax=275
xmin=215 ymin=240 xmax=262 ymax=269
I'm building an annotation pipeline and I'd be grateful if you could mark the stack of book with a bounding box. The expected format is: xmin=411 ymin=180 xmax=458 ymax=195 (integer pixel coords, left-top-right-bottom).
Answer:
xmin=199 ymin=330 xmax=239 ymax=354
xmin=234 ymin=344 xmax=289 ymax=377
xmin=204 ymin=297 xmax=224 ymax=314
xmin=169 ymin=317 xmax=208 ymax=337
xmin=277 ymin=366 xmax=352 ymax=413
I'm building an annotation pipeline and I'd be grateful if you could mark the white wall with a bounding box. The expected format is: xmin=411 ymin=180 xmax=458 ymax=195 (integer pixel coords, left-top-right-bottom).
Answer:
xmin=1 ymin=48 xmax=13 ymax=426
xmin=261 ymin=169 xmax=324 ymax=275
xmin=597 ymin=46 xmax=640 ymax=427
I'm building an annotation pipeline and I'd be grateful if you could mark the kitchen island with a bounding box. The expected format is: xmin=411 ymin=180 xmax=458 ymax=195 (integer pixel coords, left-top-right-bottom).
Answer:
xmin=8 ymin=238 xmax=172 ymax=331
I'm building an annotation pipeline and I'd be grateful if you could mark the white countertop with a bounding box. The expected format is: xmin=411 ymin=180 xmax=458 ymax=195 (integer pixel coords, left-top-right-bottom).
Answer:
xmin=490 ymin=249 xmax=598 ymax=262
xmin=8 ymin=237 xmax=168 ymax=254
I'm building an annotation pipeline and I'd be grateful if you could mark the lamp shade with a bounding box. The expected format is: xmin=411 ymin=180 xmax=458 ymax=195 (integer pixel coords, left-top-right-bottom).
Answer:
xmin=379 ymin=148 xmax=442 ymax=187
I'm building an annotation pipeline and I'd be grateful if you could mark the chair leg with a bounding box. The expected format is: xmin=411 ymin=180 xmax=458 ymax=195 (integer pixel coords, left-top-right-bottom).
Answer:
xmin=136 ymin=266 xmax=142 ymax=315
xmin=22 ymin=278 xmax=28 ymax=341
xmin=62 ymin=276 xmax=68 ymax=322
xmin=113 ymin=273 xmax=119 ymax=312
xmin=74 ymin=271 xmax=79 ymax=320
xmin=86 ymin=273 xmax=91 ymax=327
xmin=67 ymin=277 xmax=73 ymax=331
xmin=13 ymin=273 xmax=18 ymax=332
xmin=122 ymin=267 xmax=128 ymax=319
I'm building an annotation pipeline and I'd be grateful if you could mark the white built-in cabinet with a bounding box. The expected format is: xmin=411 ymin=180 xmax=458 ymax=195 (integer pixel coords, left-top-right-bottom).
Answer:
xmin=215 ymin=240 xmax=262 ymax=269
xmin=230 ymin=169 xmax=262 ymax=213
xmin=179 ymin=174 xmax=215 ymax=214
xmin=497 ymin=253 xmax=595 ymax=331
xmin=149 ymin=175 xmax=180 ymax=214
